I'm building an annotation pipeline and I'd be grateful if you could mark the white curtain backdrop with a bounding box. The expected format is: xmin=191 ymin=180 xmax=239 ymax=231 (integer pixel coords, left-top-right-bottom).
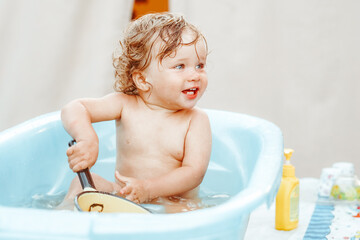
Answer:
xmin=1 ymin=0 xmax=359 ymax=177
xmin=170 ymin=0 xmax=360 ymax=177
xmin=0 ymin=0 xmax=133 ymax=131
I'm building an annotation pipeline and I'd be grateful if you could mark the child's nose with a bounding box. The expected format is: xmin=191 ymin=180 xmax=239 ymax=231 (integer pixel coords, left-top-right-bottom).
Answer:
xmin=188 ymin=68 xmax=200 ymax=82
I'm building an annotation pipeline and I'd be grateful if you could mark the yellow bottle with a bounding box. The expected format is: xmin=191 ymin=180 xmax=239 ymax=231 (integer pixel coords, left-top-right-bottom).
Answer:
xmin=275 ymin=148 xmax=299 ymax=230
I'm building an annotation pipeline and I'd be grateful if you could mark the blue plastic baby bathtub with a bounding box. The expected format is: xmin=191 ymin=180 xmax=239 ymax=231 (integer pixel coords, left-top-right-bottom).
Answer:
xmin=0 ymin=109 xmax=283 ymax=240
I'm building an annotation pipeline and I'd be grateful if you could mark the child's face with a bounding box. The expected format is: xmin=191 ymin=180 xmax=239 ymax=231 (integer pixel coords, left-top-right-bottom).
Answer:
xmin=142 ymin=30 xmax=208 ymax=111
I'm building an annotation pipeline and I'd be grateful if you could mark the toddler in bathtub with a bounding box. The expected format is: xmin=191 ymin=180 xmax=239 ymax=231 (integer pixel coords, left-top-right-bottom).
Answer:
xmin=60 ymin=13 xmax=212 ymax=213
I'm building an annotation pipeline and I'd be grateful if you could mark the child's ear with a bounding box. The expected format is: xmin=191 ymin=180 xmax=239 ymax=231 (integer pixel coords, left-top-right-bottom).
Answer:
xmin=132 ymin=71 xmax=150 ymax=92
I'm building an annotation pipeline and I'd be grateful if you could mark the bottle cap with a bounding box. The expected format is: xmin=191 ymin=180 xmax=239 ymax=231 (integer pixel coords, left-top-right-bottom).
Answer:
xmin=284 ymin=148 xmax=294 ymax=165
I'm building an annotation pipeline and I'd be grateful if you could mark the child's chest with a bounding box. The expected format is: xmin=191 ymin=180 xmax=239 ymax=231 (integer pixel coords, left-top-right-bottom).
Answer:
xmin=116 ymin=111 xmax=191 ymax=161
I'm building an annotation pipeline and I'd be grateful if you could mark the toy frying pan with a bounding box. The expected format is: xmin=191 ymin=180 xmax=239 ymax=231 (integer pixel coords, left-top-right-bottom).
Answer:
xmin=68 ymin=140 xmax=151 ymax=213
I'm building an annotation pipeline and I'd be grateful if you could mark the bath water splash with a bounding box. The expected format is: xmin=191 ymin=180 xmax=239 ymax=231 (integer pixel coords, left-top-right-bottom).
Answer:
xmin=31 ymin=192 xmax=67 ymax=209
xmin=29 ymin=191 xmax=231 ymax=213
xmin=200 ymin=193 xmax=232 ymax=208
xmin=143 ymin=192 xmax=232 ymax=214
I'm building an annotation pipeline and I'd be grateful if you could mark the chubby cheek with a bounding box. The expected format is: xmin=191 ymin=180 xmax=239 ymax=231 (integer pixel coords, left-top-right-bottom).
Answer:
xmin=200 ymin=77 xmax=208 ymax=94
xmin=159 ymin=85 xmax=181 ymax=100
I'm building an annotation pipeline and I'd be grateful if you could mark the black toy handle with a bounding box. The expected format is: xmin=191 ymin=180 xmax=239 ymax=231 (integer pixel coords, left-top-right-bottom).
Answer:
xmin=68 ymin=140 xmax=96 ymax=190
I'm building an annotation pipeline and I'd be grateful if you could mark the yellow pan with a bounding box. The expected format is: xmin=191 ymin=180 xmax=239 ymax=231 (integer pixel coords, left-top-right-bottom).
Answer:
xmin=68 ymin=140 xmax=151 ymax=214
xmin=75 ymin=190 xmax=151 ymax=213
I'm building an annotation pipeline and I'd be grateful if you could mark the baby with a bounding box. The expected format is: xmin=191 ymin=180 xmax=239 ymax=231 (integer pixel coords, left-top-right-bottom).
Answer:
xmin=61 ymin=13 xmax=212 ymax=212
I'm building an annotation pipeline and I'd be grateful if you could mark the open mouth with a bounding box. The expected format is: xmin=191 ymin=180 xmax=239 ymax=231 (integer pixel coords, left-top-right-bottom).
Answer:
xmin=182 ymin=88 xmax=199 ymax=98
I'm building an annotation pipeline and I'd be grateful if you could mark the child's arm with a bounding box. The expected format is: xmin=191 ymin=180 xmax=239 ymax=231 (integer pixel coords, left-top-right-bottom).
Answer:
xmin=61 ymin=93 xmax=125 ymax=172
xmin=115 ymin=109 xmax=212 ymax=203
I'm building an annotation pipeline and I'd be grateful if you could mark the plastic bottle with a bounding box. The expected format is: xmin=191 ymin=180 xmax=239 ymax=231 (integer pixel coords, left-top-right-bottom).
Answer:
xmin=318 ymin=167 xmax=341 ymax=198
xmin=275 ymin=148 xmax=299 ymax=230
xmin=330 ymin=162 xmax=358 ymax=201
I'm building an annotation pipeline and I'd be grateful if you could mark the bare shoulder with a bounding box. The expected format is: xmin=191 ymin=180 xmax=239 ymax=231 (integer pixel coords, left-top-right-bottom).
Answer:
xmin=187 ymin=107 xmax=211 ymax=139
xmin=76 ymin=92 xmax=138 ymax=122
xmin=103 ymin=92 xmax=134 ymax=102
xmin=189 ymin=107 xmax=210 ymax=125
xmin=100 ymin=92 xmax=138 ymax=109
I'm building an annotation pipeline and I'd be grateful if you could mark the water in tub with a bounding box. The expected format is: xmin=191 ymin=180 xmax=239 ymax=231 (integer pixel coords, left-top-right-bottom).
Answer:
xmin=26 ymin=160 xmax=232 ymax=213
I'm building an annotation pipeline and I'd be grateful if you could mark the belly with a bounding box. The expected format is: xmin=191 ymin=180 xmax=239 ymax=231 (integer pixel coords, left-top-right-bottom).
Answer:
xmin=115 ymin=154 xmax=182 ymax=180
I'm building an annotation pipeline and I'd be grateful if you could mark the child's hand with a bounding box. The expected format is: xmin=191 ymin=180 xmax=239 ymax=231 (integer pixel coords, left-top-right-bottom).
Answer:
xmin=115 ymin=171 xmax=151 ymax=204
xmin=66 ymin=139 xmax=98 ymax=172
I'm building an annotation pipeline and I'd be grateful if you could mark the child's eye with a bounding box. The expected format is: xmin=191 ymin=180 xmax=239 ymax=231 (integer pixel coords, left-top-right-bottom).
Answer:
xmin=196 ymin=63 xmax=205 ymax=69
xmin=175 ymin=64 xmax=184 ymax=69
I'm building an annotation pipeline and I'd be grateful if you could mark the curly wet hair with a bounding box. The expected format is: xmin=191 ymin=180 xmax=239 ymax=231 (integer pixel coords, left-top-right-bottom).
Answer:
xmin=112 ymin=12 xmax=207 ymax=95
